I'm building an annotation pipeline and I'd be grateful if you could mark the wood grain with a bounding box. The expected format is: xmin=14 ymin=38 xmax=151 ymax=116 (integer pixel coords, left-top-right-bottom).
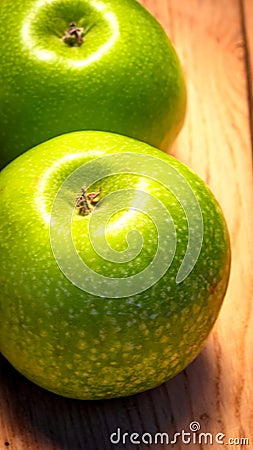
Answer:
xmin=0 ymin=1 xmax=253 ymax=449
xmin=143 ymin=0 xmax=253 ymax=448
xmin=241 ymin=0 xmax=253 ymax=143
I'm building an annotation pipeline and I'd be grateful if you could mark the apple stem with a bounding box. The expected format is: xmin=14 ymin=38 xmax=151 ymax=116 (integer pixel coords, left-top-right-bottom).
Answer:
xmin=75 ymin=187 xmax=101 ymax=216
xmin=62 ymin=22 xmax=84 ymax=47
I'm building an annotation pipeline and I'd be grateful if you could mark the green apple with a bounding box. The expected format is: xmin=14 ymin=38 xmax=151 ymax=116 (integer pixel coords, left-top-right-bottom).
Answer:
xmin=0 ymin=131 xmax=230 ymax=399
xmin=0 ymin=0 xmax=186 ymax=168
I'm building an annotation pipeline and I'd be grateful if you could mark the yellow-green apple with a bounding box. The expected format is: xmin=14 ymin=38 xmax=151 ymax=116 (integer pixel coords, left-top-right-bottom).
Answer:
xmin=0 ymin=0 xmax=186 ymax=168
xmin=0 ymin=131 xmax=230 ymax=399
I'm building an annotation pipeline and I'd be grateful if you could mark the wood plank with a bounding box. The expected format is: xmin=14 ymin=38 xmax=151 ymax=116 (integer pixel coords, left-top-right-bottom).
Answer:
xmin=241 ymin=0 xmax=253 ymax=143
xmin=142 ymin=0 xmax=253 ymax=447
xmin=0 ymin=1 xmax=253 ymax=449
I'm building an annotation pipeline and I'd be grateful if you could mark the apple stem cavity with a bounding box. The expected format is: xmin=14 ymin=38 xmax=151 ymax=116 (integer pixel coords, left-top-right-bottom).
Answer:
xmin=75 ymin=187 xmax=101 ymax=216
xmin=62 ymin=22 xmax=84 ymax=47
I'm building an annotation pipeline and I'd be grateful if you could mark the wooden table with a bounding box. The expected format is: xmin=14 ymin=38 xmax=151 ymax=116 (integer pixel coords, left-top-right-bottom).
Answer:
xmin=1 ymin=1 xmax=252 ymax=449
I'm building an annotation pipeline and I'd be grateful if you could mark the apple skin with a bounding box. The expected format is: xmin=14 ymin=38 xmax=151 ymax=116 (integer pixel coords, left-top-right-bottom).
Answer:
xmin=0 ymin=131 xmax=230 ymax=400
xmin=0 ymin=0 xmax=186 ymax=168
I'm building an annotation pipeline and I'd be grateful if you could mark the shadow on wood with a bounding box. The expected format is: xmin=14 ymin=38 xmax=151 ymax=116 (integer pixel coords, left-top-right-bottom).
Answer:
xmin=0 ymin=342 xmax=225 ymax=450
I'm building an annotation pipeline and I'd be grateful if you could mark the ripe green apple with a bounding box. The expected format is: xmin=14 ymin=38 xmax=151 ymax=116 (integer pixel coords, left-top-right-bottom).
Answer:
xmin=0 ymin=0 xmax=186 ymax=168
xmin=0 ymin=131 xmax=230 ymax=400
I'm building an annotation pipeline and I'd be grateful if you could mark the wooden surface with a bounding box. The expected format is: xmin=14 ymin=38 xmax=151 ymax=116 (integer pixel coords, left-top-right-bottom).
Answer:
xmin=1 ymin=1 xmax=253 ymax=449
